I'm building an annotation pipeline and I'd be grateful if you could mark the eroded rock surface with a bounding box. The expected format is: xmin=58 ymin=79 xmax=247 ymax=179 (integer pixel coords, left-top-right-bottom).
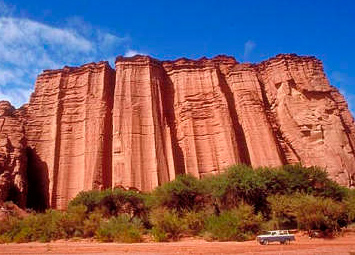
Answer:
xmin=0 ymin=101 xmax=27 ymax=207
xmin=23 ymin=62 xmax=114 ymax=209
xmin=257 ymin=55 xmax=355 ymax=185
xmin=0 ymin=54 xmax=354 ymax=209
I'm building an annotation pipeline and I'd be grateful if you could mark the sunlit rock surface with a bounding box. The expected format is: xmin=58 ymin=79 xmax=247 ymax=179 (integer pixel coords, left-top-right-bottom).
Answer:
xmin=0 ymin=54 xmax=354 ymax=209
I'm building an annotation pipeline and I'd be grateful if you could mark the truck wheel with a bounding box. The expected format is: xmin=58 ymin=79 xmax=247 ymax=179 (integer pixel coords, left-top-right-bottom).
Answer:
xmin=280 ymin=240 xmax=285 ymax=245
xmin=263 ymin=240 xmax=269 ymax=245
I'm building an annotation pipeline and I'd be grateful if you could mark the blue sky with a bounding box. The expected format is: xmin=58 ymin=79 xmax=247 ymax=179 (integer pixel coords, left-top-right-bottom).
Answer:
xmin=0 ymin=0 xmax=354 ymax=115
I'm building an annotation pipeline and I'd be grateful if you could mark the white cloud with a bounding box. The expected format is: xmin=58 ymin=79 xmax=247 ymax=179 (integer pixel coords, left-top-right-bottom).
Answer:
xmin=124 ymin=49 xmax=145 ymax=57
xmin=0 ymin=10 xmax=131 ymax=108
xmin=243 ymin=40 xmax=256 ymax=60
xmin=0 ymin=87 xmax=32 ymax=107
xmin=0 ymin=18 xmax=93 ymax=51
xmin=99 ymin=32 xmax=129 ymax=50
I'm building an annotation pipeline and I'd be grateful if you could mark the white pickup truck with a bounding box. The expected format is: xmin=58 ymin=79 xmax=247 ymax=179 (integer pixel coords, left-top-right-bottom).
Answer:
xmin=256 ymin=230 xmax=295 ymax=245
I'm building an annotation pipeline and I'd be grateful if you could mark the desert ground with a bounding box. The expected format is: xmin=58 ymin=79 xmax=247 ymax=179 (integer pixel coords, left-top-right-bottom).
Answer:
xmin=0 ymin=232 xmax=354 ymax=255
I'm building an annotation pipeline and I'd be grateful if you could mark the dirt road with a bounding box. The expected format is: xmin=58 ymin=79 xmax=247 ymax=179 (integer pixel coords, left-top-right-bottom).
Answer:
xmin=1 ymin=232 xmax=354 ymax=255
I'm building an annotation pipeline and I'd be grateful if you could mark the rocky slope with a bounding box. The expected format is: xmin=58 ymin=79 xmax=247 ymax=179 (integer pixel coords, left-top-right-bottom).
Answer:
xmin=0 ymin=54 xmax=354 ymax=209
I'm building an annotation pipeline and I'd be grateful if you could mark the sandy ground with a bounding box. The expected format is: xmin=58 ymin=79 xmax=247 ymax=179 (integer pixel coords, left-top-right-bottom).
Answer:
xmin=0 ymin=232 xmax=355 ymax=255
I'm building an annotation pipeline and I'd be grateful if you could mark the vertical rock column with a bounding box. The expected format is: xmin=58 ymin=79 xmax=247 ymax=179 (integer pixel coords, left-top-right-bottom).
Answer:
xmin=55 ymin=62 xmax=114 ymax=209
xmin=112 ymin=56 xmax=170 ymax=191
xmin=26 ymin=62 xmax=114 ymax=209
xmin=163 ymin=59 xmax=245 ymax=177
xmin=225 ymin=66 xmax=283 ymax=167
xmin=25 ymin=70 xmax=64 ymax=209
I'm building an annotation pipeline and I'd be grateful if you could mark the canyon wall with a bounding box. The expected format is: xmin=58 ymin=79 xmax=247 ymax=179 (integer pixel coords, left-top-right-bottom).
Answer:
xmin=0 ymin=101 xmax=27 ymax=207
xmin=22 ymin=62 xmax=114 ymax=209
xmin=0 ymin=54 xmax=354 ymax=209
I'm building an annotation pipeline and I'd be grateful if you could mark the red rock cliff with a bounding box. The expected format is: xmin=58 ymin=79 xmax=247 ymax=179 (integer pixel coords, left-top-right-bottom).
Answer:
xmin=0 ymin=54 xmax=354 ymax=209
xmin=23 ymin=62 xmax=114 ymax=209
xmin=0 ymin=101 xmax=27 ymax=207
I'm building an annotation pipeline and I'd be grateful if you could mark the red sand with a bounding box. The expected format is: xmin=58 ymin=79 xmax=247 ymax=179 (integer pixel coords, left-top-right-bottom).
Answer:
xmin=1 ymin=232 xmax=354 ymax=255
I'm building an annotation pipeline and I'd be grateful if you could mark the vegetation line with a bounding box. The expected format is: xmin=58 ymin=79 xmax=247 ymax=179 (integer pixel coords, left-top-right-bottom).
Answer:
xmin=1 ymin=164 xmax=355 ymax=243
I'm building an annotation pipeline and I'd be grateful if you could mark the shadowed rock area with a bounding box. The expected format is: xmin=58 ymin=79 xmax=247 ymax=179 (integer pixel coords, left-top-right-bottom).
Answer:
xmin=0 ymin=54 xmax=354 ymax=210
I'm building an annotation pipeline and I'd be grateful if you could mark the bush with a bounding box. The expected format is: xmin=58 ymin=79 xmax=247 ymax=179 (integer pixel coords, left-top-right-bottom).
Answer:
xmin=344 ymin=189 xmax=355 ymax=223
xmin=224 ymin=165 xmax=268 ymax=212
xmin=267 ymin=194 xmax=298 ymax=230
xmin=0 ymin=206 xmax=88 ymax=243
xmin=0 ymin=215 xmax=20 ymax=236
xmin=96 ymin=215 xmax=143 ymax=243
xmin=11 ymin=210 xmax=65 ymax=243
xmin=0 ymin=216 xmax=22 ymax=243
xmin=294 ymin=195 xmax=346 ymax=233
xmin=151 ymin=175 xmax=208 ymax=213
xmin=201 ymin=165 xmax=269 ymax=214
xmin=204 ymin=204 xmax=262 ymax=241
xmin=260 ymin=165 xmax=346 ymax=201
xmin=149 ymin=208 xmax=186 ymax=241
xmin=268 ymin=193 xmax=346 ymax=235
xmin=69 ymin=189 xmax=148 ymax=223
xmin=83 ymin=210 xmax=104 ymax=237
xmin=1 ymin=164 xmax=352 ymax=243
xmin=69 ymin=190 xmax=107 ymax=213
xmin=183 ymin=211 xmax=206 ymax=235
xmin=60 ymin=205 xmax=87 ymax=238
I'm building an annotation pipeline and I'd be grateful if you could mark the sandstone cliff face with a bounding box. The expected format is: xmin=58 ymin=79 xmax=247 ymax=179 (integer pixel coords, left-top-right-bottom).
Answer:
xmin=1 ymin=54 xmax=354 ymax=209
xmin=23 ymin=62 xmax=114 ymax=209
xmin=162 ymin=58 xmax=247 ymax=178
xmin=257 ymin=55 xmax=355 ymax=186
xmin=111 ymin=54 xmax=354 ymax=192
xmin=112 ymin=57 xmax=171 ymax=191
xmin=0 ymin=101 xmax=27 ymax=207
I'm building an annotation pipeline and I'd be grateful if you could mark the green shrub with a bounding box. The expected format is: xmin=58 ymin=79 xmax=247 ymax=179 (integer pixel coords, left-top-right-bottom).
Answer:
xmin=294 ymin=195 xmax=346 ymax=233
xmin=1 ymin=163 xmax=352 ymax=243
xmin=12 ymin=210 xmax=66 ymax=243
xmin=0 ymin=234 xmax=12 ymax=244
xmin=204 ymin=204 xmax=262 ymax=241
xmin=69 ymin=190 xmax=107 ymax=213
xmin=149 ymin=208 xmax=186 ymax=241
xmin=224 ymin=165 xmax=268 ymax=212
xmin=260 ymin=165 xmax=346 ymax=201
xmin=267 ymin=194 xmax=298 ymax=230
xmin=151 ymin=174 xmax=208 ymax=213
xmin=0 ymin=215 xmax=20 ymax=236
xmin=344 ymin=189 xmax=355 ymax=223
xmin=69 ymin=189 xmax=148 ymax=223
xmin=201 ymin=165 xmax=268 ymax=214
xmin=96 ymin=215 xmax=143 ymax=243
xmin=183 ymin=211 xmax=206 ymax=235
xmin=60 ymin=205 xmax=87 ymax=238
xmin=268 ymin=193 xmax=346 ymax=234
xmin=151 ymin=227 xmax=168 ymax=242
xmin=83 ymin=210 xmax=104 ymax=237
xmin=0 ymin=216 xmax=21 ymax=243
xmin=0 ymin=208 xmax=88 ymax=243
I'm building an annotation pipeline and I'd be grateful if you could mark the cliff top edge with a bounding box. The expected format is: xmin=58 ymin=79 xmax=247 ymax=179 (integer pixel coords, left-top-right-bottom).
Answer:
xmin=38 ymin=53 xmax=320 ymax=76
